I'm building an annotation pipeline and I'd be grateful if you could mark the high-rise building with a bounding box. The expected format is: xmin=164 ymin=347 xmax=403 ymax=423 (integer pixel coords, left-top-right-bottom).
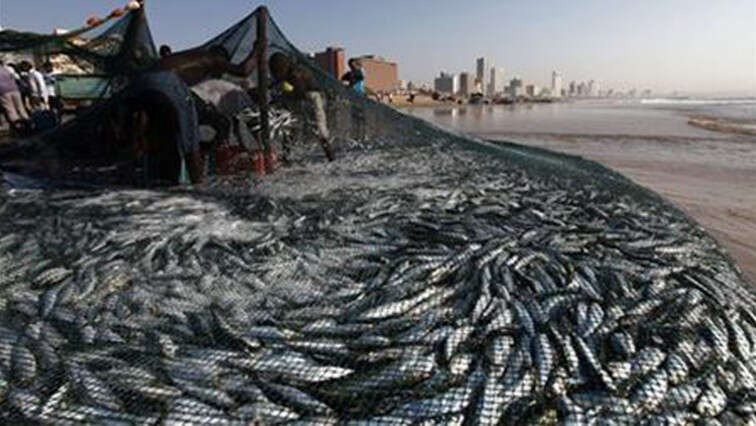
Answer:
xmin=569 ymin=81 xmax=577 ymax=97
xmin=358 ymin=55 xmax=400 ymax=92
xmin=434 ymin=72 xmax=459 ymax=94
xmin=489 ymin=67 xmax=505 ymax=97
xmin=509 ymin=77 xmax=524 ymax=97
xmin=587 ymin=80 xmax=599 ymax=97
xmin=476 ymin=57 xmax=489 ymax=91
xmin=577 ymin=82 xmax=587 ymax=96
xmin=458 ymin=72 xmax=472 ymax=97
xmin=525 ymin=84 xmax=540 ymax=97
xmin=313 ymin=47 xmax=345 ymax=80
xmin=551 ymin=71 xmax=563 ymax=98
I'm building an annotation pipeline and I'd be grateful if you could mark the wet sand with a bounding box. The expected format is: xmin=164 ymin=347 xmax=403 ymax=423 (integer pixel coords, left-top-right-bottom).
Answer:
xmin=407 ymin=102 xmax=756 ymax=284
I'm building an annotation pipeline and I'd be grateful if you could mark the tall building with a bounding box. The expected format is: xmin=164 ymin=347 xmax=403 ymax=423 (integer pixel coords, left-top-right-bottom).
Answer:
xmin=358 ymin=55 xmax=400 ymax=92
xmin=458 ymin=72 xmax=472 ymax=97
xmin=476 ymin=57 xmax=489 ymax=90
xmin=587 ymin=80 xmax=599 ymax=97
xmin=509 ymin=77 xmax=524 ymax=97
xmin=489 ymin=67 xmax=505 ymax=97
xmin=313 ymin=47 xmax=345 ymax=80
xmin=434 ymin=72 xmax=459 ymax=94
xmin=569 ymin=81 xmax=577 ymax=97
xmin=551 ymin=71 xmax=563 ymax=98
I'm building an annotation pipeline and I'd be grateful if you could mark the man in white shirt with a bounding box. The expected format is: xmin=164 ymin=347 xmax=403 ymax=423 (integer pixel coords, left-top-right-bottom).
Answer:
xmin=21 ymin=61 xmax=49 ymax=111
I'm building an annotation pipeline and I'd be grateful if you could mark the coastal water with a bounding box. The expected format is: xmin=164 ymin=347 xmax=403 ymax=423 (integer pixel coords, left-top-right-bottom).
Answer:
xmin=404 ymin=98 xmax=756 ymax=139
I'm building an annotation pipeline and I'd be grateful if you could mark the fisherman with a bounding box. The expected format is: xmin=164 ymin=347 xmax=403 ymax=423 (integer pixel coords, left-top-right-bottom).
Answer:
xmin=22 ymin=61 xmax=49 ymax=111
xmin=114 ymin=39 xmax=263 ymax=185
xmin=0 ymin=60 xmax=30 ymax=134
xmin=269 ymin=52 xmax=334 ymax=162
xmin=341 ymin=58 xmax=365 ymax=95
xmin=42 ymin=61 xmax=62 ymax=121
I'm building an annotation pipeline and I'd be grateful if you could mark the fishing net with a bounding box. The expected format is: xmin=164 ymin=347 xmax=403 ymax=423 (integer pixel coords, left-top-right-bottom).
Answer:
xmin=0 ymin=5 xmax=755 ymax=425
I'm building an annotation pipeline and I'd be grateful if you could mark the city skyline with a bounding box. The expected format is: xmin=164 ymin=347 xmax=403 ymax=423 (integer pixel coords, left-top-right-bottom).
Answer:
xmin=2 ymin=0 xmax=754 ymax=96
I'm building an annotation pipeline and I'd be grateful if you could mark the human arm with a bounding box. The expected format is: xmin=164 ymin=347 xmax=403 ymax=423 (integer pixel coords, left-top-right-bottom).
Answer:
xmin=217 ymin=39 xmax=264 ymax=77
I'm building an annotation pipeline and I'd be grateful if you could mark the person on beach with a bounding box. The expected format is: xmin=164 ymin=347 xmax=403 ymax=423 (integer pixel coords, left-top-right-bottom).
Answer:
xmin=22 ymin=61 xmax=49 ymax=111
xmin=43 ymin=62 xmax=62 ymax=121
xmin=269 ymin=52 xmax=335 ymax=162
xmin=341 ymin=58 xmax=365 ymax=95
xmin=0 ymin=60 xmax=30 ymax=133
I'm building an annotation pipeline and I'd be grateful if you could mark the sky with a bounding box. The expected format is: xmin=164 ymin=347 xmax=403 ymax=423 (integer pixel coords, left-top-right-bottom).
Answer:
xmin=1 ymin=0 xmax=754 ymax=96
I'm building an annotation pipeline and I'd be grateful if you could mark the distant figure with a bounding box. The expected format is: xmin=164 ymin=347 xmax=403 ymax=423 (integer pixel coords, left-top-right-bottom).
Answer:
xmin=269 ymin=52 xmax=334 ymax=162
xmin=0 ymin=60 xmax=29 ymax=131
xmin=43 ymin=62 xmax=62 ymax=120
xmin=22 ymin=61 xmax=49 ymax=111
xmin=159 ymin=44 xmax=172 ymax=58
xmin=340 ymin=58 xmax=365 ymax=95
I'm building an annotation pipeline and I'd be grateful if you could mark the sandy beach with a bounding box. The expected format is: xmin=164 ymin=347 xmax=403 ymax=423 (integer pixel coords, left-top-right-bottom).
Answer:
xmin=407 ymin=100 xmax=756 ymax=284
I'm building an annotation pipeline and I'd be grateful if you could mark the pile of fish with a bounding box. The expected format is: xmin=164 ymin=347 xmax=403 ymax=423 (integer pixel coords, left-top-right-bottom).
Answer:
xmin=0 ymin=129 xmax=755 ymax=425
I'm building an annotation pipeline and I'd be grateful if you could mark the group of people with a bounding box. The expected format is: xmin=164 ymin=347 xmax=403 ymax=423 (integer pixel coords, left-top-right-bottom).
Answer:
xmin=105 ymin=36 xmax=345 ymax=186
xmin=0 ymin=59 xmax=59 ymax=135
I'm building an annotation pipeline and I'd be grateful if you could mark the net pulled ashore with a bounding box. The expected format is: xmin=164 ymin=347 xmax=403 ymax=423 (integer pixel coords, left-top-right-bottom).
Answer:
xmin=0 ymin=4 xmax=754 ymax=426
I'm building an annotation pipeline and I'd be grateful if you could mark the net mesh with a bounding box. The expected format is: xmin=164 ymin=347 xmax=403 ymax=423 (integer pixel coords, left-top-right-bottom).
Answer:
xmin=0 ymin=6 xmax=754 ymax=425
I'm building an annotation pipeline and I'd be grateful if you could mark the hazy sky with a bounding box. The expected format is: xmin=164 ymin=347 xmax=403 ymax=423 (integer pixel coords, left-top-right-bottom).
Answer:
xmin=2 ymin=0 xmax=754 ymax=95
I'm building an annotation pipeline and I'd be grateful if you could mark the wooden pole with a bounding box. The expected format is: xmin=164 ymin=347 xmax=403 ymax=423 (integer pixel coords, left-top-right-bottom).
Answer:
xmin=256 ymin=6 xmax=270 ymax=154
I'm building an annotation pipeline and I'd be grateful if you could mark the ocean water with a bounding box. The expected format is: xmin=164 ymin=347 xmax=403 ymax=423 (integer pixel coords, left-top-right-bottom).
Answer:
xmin=404 ymin=98 xmax=756 ymax=139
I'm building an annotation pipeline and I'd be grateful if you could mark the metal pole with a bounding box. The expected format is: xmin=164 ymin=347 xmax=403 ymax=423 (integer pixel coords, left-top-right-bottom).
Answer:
xmin=256 ymin=6 xmax=270 ymax=155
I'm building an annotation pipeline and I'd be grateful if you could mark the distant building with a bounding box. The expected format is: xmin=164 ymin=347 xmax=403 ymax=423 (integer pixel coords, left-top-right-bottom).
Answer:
xmin=509 ymin=77 xmax=524 ymax=97
xmin=569 ymin=81 xmax=577 ymax=97
xmin=314 ymin=47 xmax=345 ymax=80
xmin=577 ymin=82 xmax=587 ymax=96
xmin=551 ymin=71 xmax=563 ymax=98
xmin=358 ymin=55 xmax=400 ymax=92
xmin=434 ymin=72 xmax=458 ymax=94
xmin=476 ymin=57 xmax=489 ymax=91
xmin=458 ymin=72 xmax=472 ymax=97
xmin=489 ymin=67 xmax=505 ymax=97
xmin=525 ymin=84 xmax=539 ymax=97
xmin=587 ymin=80 xmax=600 ymax=97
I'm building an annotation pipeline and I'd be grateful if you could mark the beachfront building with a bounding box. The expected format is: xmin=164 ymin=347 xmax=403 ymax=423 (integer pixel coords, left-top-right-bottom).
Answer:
xmin=509 ymin=77 xmax=524 ymax=98
xmin=358 ymin=55 xmax=400 ymax=93
xmin=314 ymin=47 xmax=345 ymax=80
xmin=434 ymin=72 xmax=459 ymax=95
xmin=458 ymin=72 xmax=472 ymax=97
xmin=577 ymin=82 xmax=587 ymax=97
xmin=587 ymin=80 xmax=599 ymax=97
xmin=476 ymin=57 xmax=489 ymax=92
xmin=489 ymin=67 xmax=505 ymax=97
xmin=552 ymin=71 xmax=563 ymax=98
xmin=525 ymin=84 xmax=539 ymax=97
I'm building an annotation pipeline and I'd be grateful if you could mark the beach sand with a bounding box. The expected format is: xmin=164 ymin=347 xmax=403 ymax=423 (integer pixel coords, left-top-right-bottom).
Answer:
xmin=486 ymin=132 xmax=756 ymax=285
